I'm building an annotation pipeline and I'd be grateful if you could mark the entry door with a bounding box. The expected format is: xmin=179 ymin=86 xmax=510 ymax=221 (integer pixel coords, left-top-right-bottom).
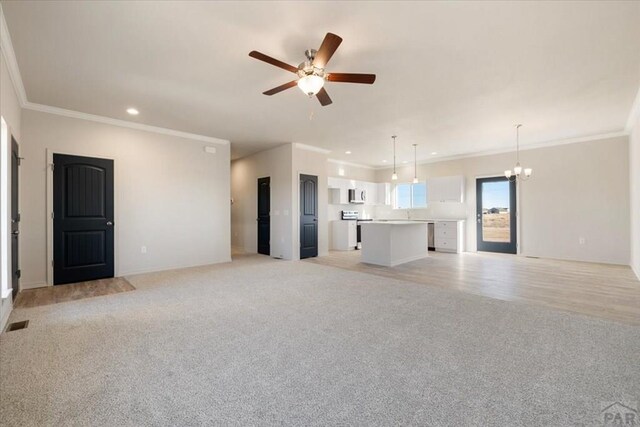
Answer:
xmin=300 ymin=174 xmax=318 ymax=259
xmin=257 ymin=177 xmax=270 ymax=256
xmin=476 ymin=177 xmax=517 ymax=254
xmin=11 ymin=137 xmax=20 ymax=300
xmin=53 ymin=154 xmax=114 ymax=285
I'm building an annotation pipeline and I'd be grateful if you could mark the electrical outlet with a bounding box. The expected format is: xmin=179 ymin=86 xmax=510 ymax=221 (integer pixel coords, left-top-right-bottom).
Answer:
xmin=578 ymin=237 xmax=586 ymax=245
xmin=141 ymin=246 xmax=147 ymax=254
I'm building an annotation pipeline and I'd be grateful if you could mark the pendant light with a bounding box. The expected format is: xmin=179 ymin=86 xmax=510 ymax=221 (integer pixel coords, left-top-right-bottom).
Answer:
xmin=504 ymin=124 xmax=532 ymax=181
xmin=391 ymin=135 xmax=398 ymax=180
xmin=412 ymin=144 xmax=419 ymax=184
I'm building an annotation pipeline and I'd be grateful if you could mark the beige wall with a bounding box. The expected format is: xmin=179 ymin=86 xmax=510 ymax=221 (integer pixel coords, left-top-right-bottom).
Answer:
xmin=20 ymin=109 xmax=231 ymax=287
xmin=327 ymin=160 xmax=376 ymax=182
xmin=231 ymin=144 xmax=330 ymax=260
xmin=293 ymin=145 xmax=328 ymax=259
xmin=375 ymin=136 xmax=631 ymax=265
xmin=0 ymin=53 xmax=22 ymax=329
xmin=231 ymin=144 xmax=294 ymax=259
xmin=631 ymin=114 xmax=640 ymax=278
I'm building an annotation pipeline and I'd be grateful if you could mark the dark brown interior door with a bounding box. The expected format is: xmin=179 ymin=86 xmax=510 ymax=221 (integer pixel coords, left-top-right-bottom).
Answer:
xmin=53 ymin=154 xmax=114 ymax=285
xmin=257 ymin=177 xmax=270 ymax=256
xmin=11 ymin=137 xmax=20 ymax=300
xmin=300 ymin=174 xmax=318 ymax=259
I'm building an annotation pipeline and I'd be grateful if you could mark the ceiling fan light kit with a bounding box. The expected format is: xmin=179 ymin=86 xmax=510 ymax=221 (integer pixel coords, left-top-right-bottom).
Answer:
xmin=249 ymin=33 xmax=376 ymax=106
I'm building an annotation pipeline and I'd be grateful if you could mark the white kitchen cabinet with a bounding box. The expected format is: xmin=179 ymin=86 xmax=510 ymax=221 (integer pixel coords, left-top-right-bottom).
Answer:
xmin=363 ymin=181 xmax=377 ymax=205
xmin=328 ymin=188 xmax=342 ymax=205
xmin=434 ymin=221 xmax=464 ymax=253
xmin=328 ymin=177 xmax=349 ymax=204
xmin=329 ymin=177 xmax=386 ymax=205
xmin=331 ymin=220 xmax=357 ymax=250
xmin=427 ymin=175 xmax=465 ymax=203
xmin=376 ymin=183 xmax=391 ymax=205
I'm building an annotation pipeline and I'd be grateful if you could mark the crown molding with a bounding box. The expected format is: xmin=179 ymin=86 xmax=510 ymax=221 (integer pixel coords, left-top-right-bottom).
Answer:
xmin=0 ymin=3 xmax=27 ymax=107
xmin=626 ymin=85 xmax=640 ymax=132
xmin=327 ymin=158 xmax=374 ymax=169
xmin=371 ymin=130 xmax=630 ymax=170
xmin=293 ymin=143 xmax=331 ymax=155
xmin=24 ymin=102 xmax=229 ymax=145
xmin=2 ymin=3 xmax=228 ymax=146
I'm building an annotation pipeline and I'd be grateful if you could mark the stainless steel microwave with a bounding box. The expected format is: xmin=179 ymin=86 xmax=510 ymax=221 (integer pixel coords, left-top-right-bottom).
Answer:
xmin=348 ymin=188 xmax=366 ymax=204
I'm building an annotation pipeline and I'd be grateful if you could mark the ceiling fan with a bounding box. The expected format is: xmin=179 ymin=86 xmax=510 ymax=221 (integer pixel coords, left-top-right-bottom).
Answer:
xmin=249 ymin=32 xmax=376 ymax=106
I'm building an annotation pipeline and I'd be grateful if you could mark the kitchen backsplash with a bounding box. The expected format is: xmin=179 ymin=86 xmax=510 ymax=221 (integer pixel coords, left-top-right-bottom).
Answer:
xmin=374 ymin=201 xmax=468 ymax=220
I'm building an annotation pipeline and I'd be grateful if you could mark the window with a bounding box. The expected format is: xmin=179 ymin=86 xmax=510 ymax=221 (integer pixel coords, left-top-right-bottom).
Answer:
xmin=395 ymin=182 xmax=427 ymax=209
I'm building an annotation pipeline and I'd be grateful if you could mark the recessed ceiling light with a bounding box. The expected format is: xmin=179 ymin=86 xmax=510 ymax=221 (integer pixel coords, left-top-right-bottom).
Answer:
xmin=345 ymin=151 xmax=351 ymax=154
xmin=431 ymin=151 xmax=438 ymax=155
xmin=382 ymin=160 xmax=387 ymax=163
xmin=126 ymin=108 xmax=139 ymax=115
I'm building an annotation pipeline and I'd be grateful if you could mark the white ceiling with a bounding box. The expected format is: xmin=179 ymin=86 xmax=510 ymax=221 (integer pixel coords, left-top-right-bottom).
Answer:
xmin=3 ymin=1 xmax=640 ymax=164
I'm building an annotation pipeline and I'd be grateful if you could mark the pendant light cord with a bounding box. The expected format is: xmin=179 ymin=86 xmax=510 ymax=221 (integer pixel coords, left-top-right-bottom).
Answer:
xmin=392 ymin=135 xmax=397 ymax=174
xmin=413 ymin=144 xmax=417 ymax=180
xmin=516 ymin=124 xmax=522 ymax=164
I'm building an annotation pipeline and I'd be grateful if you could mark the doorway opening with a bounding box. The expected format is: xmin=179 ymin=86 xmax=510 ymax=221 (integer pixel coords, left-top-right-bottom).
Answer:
xmin=53 ymin=154 xmax=115 ymax=285
xmin=300 ymin=174 xmax=318 ymax=259
xmin=476 ymin=176 xmax=517 ymax=254
xmin=257 ymin=177 xmax=270 ymax=256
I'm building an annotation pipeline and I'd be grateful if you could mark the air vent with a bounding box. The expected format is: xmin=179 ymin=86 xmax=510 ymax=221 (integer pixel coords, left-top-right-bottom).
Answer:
xmin=5 ymin=320 xmax=29 ymax=332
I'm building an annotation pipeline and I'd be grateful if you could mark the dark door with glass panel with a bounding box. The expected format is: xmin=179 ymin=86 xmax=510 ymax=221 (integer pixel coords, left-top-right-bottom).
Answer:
xmin=476 ymin=177 xmax=516 ymax=254
xmin=257 ymin=177 xmax=270 ymax=256
xmin=11 ymin=137 xmax=20 ymax=300
xmin=300 ymin=174 xmax=318 ymax=259
xmin=53 ymin=154 xmax=114 ymax=285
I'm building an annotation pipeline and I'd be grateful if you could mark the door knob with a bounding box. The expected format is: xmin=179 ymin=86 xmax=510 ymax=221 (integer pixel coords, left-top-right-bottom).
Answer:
xmin=106 ymin=221 xmax=113 ymax=226
xmin=12 ymin=230 xmax=19 ymax=235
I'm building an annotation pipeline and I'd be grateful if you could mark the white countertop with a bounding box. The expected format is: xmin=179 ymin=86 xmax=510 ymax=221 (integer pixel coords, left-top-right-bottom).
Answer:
xmin=362 ymin=221 xmax=428 ymax=225
xmin=375 ymin=218 xmax=466 ymax=222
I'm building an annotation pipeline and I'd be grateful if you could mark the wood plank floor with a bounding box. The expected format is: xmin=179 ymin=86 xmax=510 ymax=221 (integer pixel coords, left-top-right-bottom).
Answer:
xmin=15 ymin=277 xmax=135 ymax=308
xmin=305 ymin=250 xmax=640 ymax=325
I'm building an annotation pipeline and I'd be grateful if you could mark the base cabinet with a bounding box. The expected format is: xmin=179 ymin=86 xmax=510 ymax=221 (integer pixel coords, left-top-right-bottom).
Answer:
xmin=331 ymin=220 xmax=357 ymax=250
xmin=434 ymin=221 xmax=464 ymax=253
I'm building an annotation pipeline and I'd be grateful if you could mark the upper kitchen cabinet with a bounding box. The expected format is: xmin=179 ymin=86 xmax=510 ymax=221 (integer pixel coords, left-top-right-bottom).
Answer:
xmin=427 ymin=175 xmax=465 ymax=203
xmin=328 ymin=177 xmax=390 ymax=206
xmin=376 ymin=183 xmax=391 ymax=206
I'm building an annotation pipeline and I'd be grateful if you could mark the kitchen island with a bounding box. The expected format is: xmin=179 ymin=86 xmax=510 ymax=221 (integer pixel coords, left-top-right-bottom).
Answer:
xmin=359 ymin=221 xmax=428 ymax=267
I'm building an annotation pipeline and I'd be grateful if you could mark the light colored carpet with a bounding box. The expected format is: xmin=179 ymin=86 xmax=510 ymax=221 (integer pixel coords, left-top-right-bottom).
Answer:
xmin=1 ymin=255 xmax=638 ymax=426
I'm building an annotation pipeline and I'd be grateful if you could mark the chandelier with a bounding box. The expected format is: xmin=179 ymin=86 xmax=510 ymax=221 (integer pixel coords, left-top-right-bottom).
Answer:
xmin=505 ymin=124 xmax=532 ymax=181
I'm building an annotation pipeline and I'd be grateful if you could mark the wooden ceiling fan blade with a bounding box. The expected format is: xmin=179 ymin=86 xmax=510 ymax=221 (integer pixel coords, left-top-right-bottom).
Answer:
xmin=263 ymin=80 xmax=298 ymax=96
xmin=327 ymin=73 xmax=376 ymax=84
xmin=316 ymin=87 xmax=333 ymax=106
xmin=312 ymin=33 xmax=343 ymax=68
xmin=249 ymin=51 xmax=298 ymax=73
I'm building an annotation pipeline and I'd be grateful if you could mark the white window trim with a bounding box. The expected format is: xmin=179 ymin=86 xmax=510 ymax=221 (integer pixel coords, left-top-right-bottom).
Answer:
xmin=393 ymin=181 xmax=427 ymax=210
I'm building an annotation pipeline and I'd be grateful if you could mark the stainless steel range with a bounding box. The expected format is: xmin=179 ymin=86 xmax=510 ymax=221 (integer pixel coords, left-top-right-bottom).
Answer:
xmin=341 ymin=210 xmax=359 ymax=220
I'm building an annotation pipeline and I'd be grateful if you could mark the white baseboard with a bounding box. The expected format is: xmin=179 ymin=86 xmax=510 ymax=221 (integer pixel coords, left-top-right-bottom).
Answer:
xmin=21 ymin=282 xmax=48 ymax=290
xmin=119 ymin=258 xmax=233 ymax=277
xmin=0 ymin=298 xmax=13 ymax=332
